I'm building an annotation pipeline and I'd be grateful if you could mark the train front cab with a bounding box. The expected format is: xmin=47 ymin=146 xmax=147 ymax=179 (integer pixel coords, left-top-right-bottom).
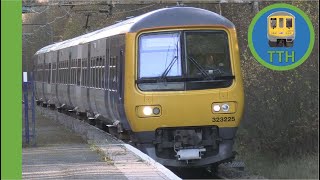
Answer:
xmin=124 ymin=26 xmax=244 ymax=167
xmin=268 ymin=11 xmax=295 ymax=47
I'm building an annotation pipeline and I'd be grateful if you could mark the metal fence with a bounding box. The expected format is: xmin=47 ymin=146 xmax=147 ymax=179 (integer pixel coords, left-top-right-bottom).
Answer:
xmin=22 ymin=72 xmax=36 ymax=146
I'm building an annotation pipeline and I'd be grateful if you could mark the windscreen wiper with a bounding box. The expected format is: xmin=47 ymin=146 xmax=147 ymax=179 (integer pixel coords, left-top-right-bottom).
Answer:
xmin=184 ymin=75 xmax=235 ymax=81
xmin=158 ymin=56 xmax=178 ymax=81
xmin=212 ymin=75 xmax=235 ymax=80
xmin=188 ymin=57 xmax=211 ymax=79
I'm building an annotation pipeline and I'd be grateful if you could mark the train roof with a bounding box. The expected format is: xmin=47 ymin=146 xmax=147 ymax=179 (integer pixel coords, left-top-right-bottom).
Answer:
xmin=268 ymin=11 xmax=294 ymax=17
xmin=35 ymin=6 xmax=234 ymax=55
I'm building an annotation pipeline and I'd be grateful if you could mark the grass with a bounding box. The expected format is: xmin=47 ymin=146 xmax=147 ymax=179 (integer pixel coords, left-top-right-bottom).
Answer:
xmin=235 ymin=149 xmax=319 ymax=179
xmin=234 ymin=124 xmax=319 ymax=179
xmin=89 ymin=143 xmax=114 ymax=165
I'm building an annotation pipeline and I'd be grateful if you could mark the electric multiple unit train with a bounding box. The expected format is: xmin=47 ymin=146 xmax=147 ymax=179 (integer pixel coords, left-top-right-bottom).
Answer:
xmin=34 ymin=7 xmax=245 ymax=168
xmin=268 ymin=11 xmax=295 ymax=47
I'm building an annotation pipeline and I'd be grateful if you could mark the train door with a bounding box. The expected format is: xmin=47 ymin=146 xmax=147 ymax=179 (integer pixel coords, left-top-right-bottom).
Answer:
xmin=74 ymin=51 xmax=82 ymax=112
xmin=41 ymin=54 xmax=46 ymax=103
xmin=106 ymin=37 xmax=118 ymax=121
xmin=56 ymin=50 xmax=61 ymax=106
xmin=92 ymin=39 xmax=107 ymax=116
xmin=51 ymin=51 xmax=58 ymax=106
xmin=104 ymin=38 xmax=112 ymax=120
xmin=45 ymin=52 xmax=52 ymax=105
xmin=67 ymin=49 xmax=73 ymax=108
xmin=117 ymin=35 xmax=130 ymax=130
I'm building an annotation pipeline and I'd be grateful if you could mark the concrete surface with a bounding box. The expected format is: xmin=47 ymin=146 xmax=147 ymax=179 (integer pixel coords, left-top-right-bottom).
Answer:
xmin=22 ymin=107 xmax=179 ymax=180
xmin=22 ymin=108 xmax=127 ymax=179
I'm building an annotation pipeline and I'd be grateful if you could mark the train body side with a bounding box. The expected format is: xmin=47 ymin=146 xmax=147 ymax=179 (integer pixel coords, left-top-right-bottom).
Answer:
xmin=34 ymin=35 xmax=129 ymax=129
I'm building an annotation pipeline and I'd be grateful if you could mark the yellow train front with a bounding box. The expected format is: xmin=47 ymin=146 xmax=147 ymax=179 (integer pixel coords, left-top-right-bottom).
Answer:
xmin=268 ymin=11 xmax=295 ymax=47
xmin=124 ymin=7 xmax=244 ymax=167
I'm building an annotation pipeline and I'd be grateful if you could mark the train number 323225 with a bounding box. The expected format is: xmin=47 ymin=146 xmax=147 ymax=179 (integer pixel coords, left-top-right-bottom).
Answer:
xmin=212 ymin=116 xmax=235 ymax=122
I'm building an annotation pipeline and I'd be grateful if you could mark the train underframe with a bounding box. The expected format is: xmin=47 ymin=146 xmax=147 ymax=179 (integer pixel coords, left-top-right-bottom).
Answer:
xmin=134 ymin=126 xmax=237 ymax=168
xmin=268 ymin=35 xmax=294 ymax=47
xmin=36 ymin=98 xmax=237 ymax=168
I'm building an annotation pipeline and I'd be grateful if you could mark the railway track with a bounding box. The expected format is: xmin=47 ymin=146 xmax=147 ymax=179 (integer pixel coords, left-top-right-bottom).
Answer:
xmin=39 ymin=104 xmax=249 ymax=179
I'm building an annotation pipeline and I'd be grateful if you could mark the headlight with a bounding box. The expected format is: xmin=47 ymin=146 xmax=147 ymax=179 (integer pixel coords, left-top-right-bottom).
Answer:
xmin=212 ymin=102 xmax=236 ymax=114
xmin=153 ymin=107 xmax=160 ymax=115
xmin=143 ymin=106 xmax=153 ymax=116
xmin=213 ymin=105 xmax=221 ymax=112
xmin=136 ymin=105 xmax=162 ymax=117
xmin=221 ymin=104 xmax=230 ymax=112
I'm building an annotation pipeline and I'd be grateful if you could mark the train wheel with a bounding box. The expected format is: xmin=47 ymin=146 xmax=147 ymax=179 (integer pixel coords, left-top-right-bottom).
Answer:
xmin=77 ymin=112 xmax=87 ymax=120
xmin=209 ymin=165 xmax=218 ymax=173
xmin=95 ymin=119 xmax=103 ymax=129
xmin=49 ymin=104 xmax=56 ymax=110
xmin=268 ymin=40 xmax=277 ymax=47
xmin=88 ymin=118 xmax=96 ymax=126
xmin=108 ymin=126 xmax=119 ymax=138
xmin=101 ymin=122 xmax=109 ymax=132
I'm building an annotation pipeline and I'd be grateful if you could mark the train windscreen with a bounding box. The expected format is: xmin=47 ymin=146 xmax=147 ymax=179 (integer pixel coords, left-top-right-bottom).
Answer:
xmin=270 ymin=18 xmax=277 ymax=29
xmin=286 ymin=18 xmax=293 ymax=28
xmin=138 ymin=32 xmax=181 ymax=78
xmin=137 ymin=30 xmax=233 ymax=91
xmin=184 ymin=31 xmax=233 ymax=90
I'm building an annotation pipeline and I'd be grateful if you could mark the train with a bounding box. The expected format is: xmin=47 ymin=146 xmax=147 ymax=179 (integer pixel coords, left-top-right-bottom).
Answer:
xmin=34 ymin=6 xmax=245 ymax=169
xmin=268 ymin=11 xmax=295 ymax=47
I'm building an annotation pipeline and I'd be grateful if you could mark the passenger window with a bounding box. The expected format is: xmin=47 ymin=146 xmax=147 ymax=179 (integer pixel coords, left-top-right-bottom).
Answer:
xmin=99 ymin=57 xmax=103 ymax=88
xmin=102 ymin=56 xmax=105 ymax=89
xmin=77 ymin=59 xmax=81 ymax=86
xmin=59 ymin=62 xmax=61 ymax=83
xmin=67 ymin=60 xmax=70 ymax=85
xmin=71 ymin=59 xmax=74 ymax=85
xmin=62 ymin=61 xmax=64 ymax=84
xmin=91 ymin=58 xmax=94 ymax=88
xmin=96 ymin=57 xmax=99 ymax=88
xmin=48 ymin=63 xmax=51 ymax=84
xmin=53 ymin=62 xmax=56 ymax=84
xmin=82 ymin=59 xmax=87 ymax=86
xmin=270 ymin=18 xmax=277 ymax=29
xmin=73 ymin=59 xmax=75 ymax=85
xmin=62 ymin=61 xmax=65 ymax=84
xmin=93 ymin=58 xmax=96 ymax=88
xmin=64 ymin=61 xmax=66 ymax=84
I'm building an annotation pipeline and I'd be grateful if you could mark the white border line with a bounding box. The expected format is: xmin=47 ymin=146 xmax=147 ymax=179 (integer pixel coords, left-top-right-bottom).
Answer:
xmin=123 ymin=144 xmax=182 ymax=180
